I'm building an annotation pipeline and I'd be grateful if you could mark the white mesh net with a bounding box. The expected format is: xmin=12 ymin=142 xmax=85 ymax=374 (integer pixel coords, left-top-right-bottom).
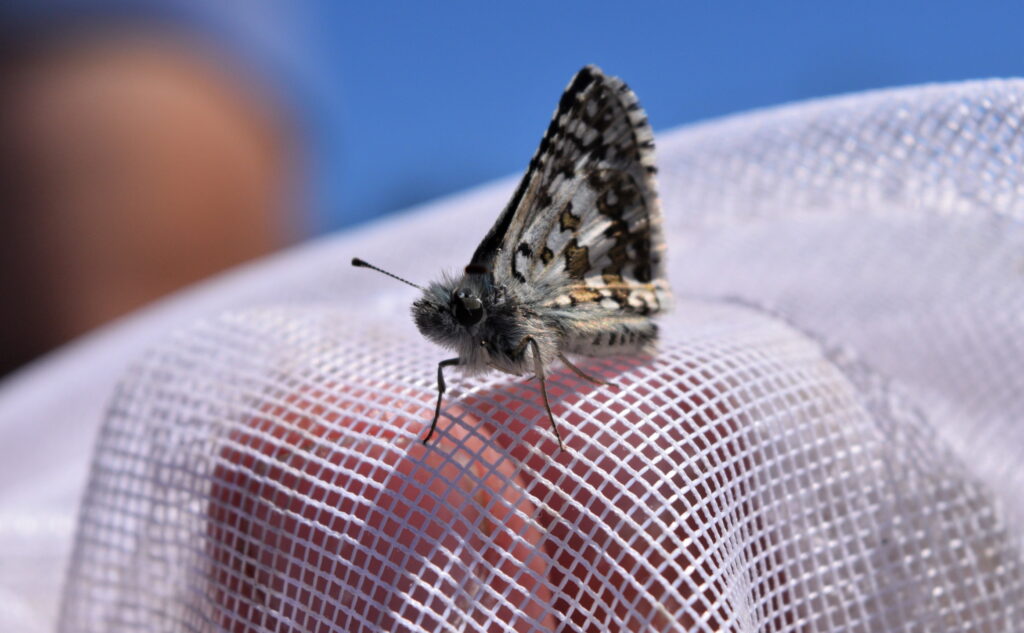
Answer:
xmin=13 ymin=79 xmax=1024 ymax=631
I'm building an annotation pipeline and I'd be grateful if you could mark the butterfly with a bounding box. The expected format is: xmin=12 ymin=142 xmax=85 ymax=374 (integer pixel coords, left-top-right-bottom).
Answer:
xmin=354 ymin=65 xmax=670 ymax=450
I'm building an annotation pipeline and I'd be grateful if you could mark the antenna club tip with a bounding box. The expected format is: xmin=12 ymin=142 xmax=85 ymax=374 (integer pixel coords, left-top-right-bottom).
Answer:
xmin=351 ymin=257 xmax=423 ymax=290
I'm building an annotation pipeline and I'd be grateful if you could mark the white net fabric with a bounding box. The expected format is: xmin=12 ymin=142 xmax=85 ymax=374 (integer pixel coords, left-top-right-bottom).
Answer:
xmin=31 ymin=79 xmax=1024 ymax=631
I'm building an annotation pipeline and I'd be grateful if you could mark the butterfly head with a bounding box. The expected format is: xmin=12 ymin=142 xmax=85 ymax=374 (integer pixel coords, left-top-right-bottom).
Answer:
xmin=411 ymin=275 xmax=491 ymax=348
xmin=351 ymin=258 xmax=497 ymax=352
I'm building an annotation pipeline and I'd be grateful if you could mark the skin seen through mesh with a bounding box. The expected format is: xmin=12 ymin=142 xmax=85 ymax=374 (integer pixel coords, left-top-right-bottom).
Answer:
xmin=205 ymin=354 xmax=782 ymax=632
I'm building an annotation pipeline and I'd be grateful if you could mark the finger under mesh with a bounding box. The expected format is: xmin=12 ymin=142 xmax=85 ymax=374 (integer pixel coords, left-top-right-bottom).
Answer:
xmin=57 ymin=302 xmax=1022 ymax=632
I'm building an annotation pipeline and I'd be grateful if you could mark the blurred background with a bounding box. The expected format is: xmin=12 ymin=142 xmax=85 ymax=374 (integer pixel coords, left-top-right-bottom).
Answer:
xmin=2 ymin=0 xmax=1024 ymax=376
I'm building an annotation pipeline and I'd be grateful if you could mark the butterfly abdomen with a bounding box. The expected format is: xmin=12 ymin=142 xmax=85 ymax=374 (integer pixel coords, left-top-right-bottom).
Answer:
xmin=562 ymin=320 xmax=658 ymax=357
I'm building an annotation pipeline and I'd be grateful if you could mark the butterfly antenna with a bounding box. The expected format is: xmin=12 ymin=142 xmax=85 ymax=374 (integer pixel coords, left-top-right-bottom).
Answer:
xmin=352 ymin=257 xmax=423 ymax=290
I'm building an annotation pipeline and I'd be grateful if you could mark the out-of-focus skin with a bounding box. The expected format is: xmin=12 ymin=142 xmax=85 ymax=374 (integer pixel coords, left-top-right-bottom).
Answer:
xmin=0 ymin=27 xmax=295 ymax=375
xmin=207 ymin=359 xmax=778 ymax=632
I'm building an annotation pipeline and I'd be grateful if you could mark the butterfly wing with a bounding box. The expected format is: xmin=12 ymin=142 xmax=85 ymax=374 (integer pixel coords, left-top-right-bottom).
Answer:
xmin=469 ymin=65 xmax=669 ymax=354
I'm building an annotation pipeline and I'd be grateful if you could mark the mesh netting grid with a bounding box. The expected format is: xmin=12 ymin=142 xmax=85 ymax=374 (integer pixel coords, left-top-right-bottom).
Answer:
xmin=54 ymin=79 xmax=1024 ymax=632
xmin=57 ymin=303 xmax=1022 ymax=632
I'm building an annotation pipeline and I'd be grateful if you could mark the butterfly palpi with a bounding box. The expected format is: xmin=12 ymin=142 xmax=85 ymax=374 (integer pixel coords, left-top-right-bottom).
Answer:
xmin=353 ymin=65 xmax=670 ymax=450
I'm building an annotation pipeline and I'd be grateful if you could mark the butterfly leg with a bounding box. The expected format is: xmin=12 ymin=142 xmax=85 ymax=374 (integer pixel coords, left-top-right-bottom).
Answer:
xmin=557 ymin=352 xmax=610 ymax=387
xmin=424 ymin=357 xmax=460 ymax=444
xmin=526 ymin=338 xmax=565 ymax=451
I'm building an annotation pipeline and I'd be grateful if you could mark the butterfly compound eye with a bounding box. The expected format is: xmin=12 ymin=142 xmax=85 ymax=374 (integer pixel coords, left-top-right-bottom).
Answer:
xmin=453 ymin=290 xmax=484 ymax=327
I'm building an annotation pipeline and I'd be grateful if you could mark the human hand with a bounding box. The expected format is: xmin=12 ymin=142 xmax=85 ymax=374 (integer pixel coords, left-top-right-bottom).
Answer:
xmin=206 ymin=323 xmax=764 ymax=632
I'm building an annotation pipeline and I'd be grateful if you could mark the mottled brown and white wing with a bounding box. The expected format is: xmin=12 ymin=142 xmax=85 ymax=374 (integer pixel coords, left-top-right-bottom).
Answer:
xmin=468 ymin=65 xmax=670 ymax=355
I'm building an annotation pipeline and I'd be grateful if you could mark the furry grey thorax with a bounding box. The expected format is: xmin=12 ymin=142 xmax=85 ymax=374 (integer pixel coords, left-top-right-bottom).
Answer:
xmin=412 ymin=271 xmax=562 ymax=377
